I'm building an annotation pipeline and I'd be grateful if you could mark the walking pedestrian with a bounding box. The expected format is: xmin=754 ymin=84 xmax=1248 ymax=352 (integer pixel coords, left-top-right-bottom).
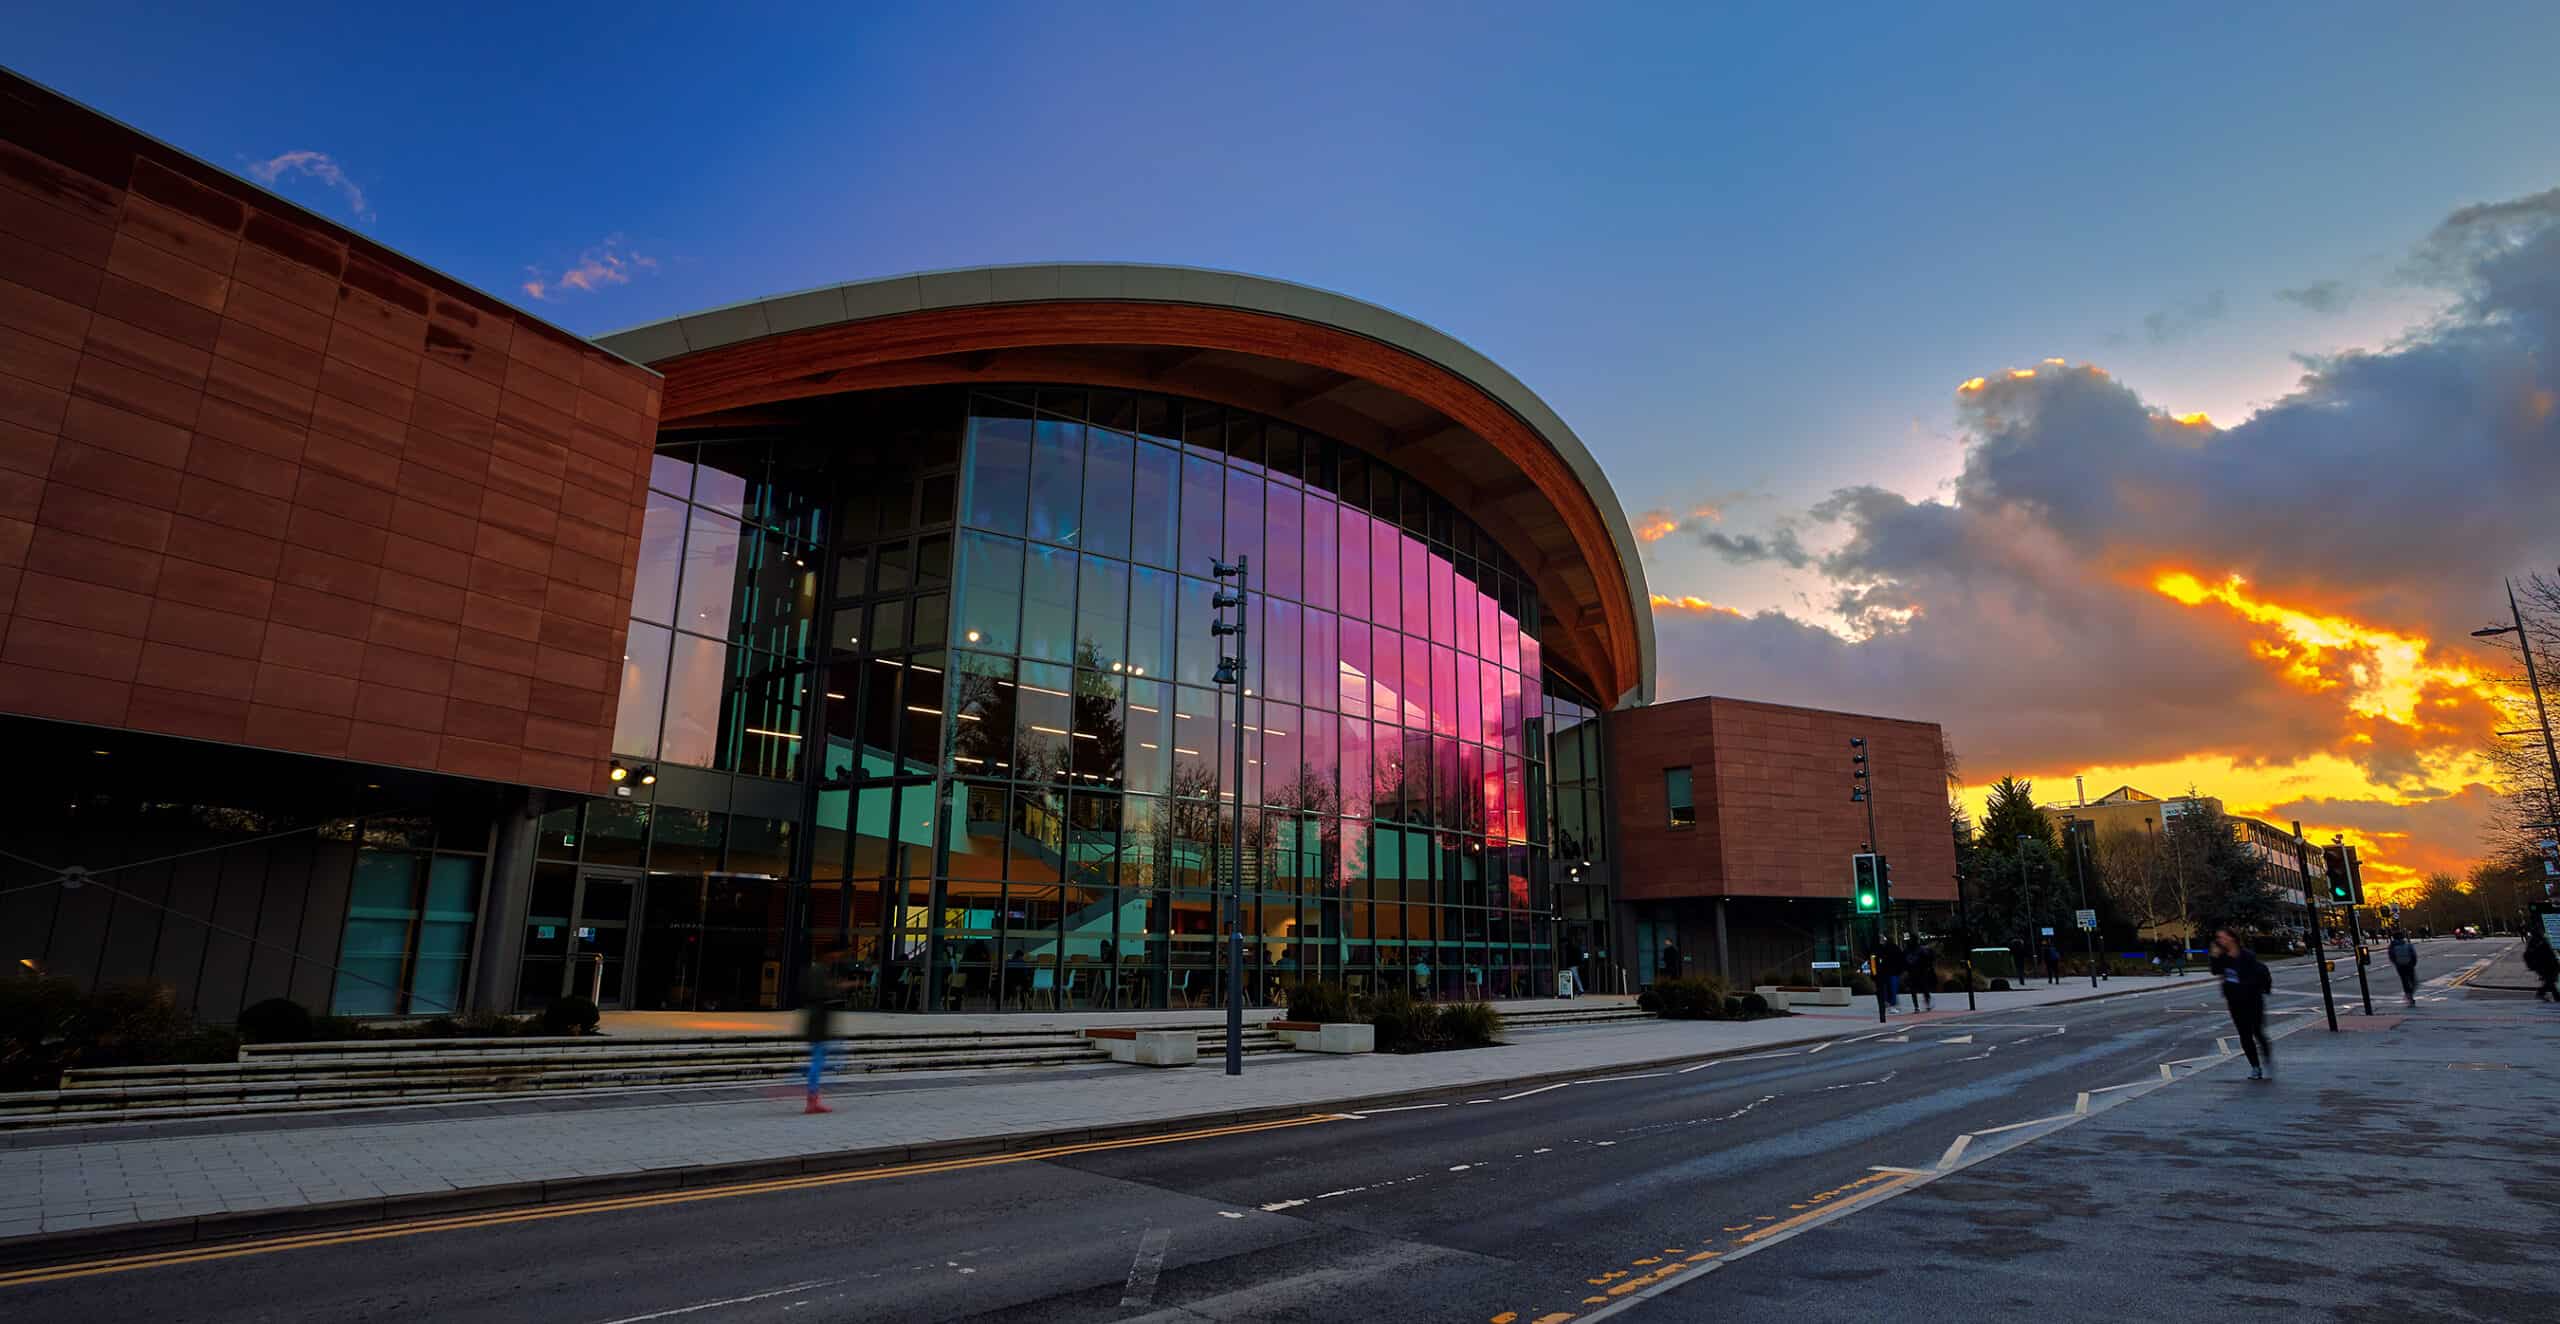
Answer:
xmin=1660 ymin=941 xmax=1683 ymax=981
xmin=1902 ymin=935 xmax=1937 ymax=1012
xmin=1875 ymin=939 xmax=1907 ymax=1013
xmin=2209 ymin=928 xmax=2275 ymax=1081
xmin=2526 ymin=931 xmax=2560 ymax=1004
xmin=799 ymin=957 xmax=850 ymax=1114
xmin=2388 ymin=930 xmax=2419 ymax=1007
xmin=2042 ymin=940 xmax=2063 ymax=986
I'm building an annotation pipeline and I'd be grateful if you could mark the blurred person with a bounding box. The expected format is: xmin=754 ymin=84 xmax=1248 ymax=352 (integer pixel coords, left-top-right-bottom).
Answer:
xmin=2210 ymin=929 xmax=2274 ymax=1080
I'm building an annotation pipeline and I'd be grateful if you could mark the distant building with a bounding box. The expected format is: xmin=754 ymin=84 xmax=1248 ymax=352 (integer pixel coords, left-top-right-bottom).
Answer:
xmin=2045 ymin=786 xmax=2324 ymax=934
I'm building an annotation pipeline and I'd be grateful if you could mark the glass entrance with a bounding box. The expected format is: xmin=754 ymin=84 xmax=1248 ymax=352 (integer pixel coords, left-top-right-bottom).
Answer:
xmin=564 ymin=873 xmax=638 ymax=1006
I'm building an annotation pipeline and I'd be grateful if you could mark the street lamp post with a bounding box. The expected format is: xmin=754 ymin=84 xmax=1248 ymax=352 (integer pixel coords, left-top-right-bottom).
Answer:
xmin=2472 ymin=578 xmax=2560 ymax=826
xmin=2017 ymin=835 xmax=2036 ymax=984
xmin=1210 ymin=554 xmax=1251 ymax=1077
xmin=2068 ymin=821 xmax=2098 ymax=988
xmin=1851 ymin=737 xmax=1886 ymax=1023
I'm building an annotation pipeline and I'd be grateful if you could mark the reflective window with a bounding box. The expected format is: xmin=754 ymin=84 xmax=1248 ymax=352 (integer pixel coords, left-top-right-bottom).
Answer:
xmin=965 ymin=413 xmax=1032 ymax=536
xmin=615 ymin=621 xmax=672 ymax=758
xmin=1081 ymin=427 xmax=1132 ymax=562
xmin=1028 ymin=417 xmax=1084 ymax=546
xmin=953 ymin=532 xmax=1022 ymax=653
xmin=634 ymin=492 xmax=684 ymax=625
xmin=1132 ymin=441 xmax=1180 ymax=569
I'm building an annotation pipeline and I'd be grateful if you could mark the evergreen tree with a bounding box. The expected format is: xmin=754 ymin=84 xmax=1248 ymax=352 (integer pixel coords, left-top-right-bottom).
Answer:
xmin=2174 ymin=801 xmax=2280 ymax=934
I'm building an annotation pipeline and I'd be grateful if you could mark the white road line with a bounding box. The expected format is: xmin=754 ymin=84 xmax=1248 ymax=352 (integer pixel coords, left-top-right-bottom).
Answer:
xmin=2075 ymin=1092 xmax=2091 ymax=1115
xmin=1118 ymin=1227 xmax=1173 ymax=1308
xmin=1969 ymin=1113 xmax=2075 ymax=1136
xmin=2086 ymin=1081 xmax=2147 ymax=1094
xmin=2160 ymin=1063 xmax=2176 ymax=1081
xmin=593 ymin=1279 xmax=847 ymax=1324
xmin=1343 ymin=1103 xmax=1448 ymax=1117
xmin=1806 ymin=1041 xmax=1832 ymax=1054
xmin=1499 ymin=1082 xmax=1572 ymax=1101
xmin=1939 ymin=1035 xmax=1975 ymax=1045
xmin=1868 ymin=1165 xmax=1932 ymax=1176
xmin=1936 ymin=1135 xmax=1972 ymax=1169
xmin=1258 ymin=1198 xmax=1309 ymax=1211
xmin=1676 ymin=1059 xmax=1720 ymax=1074
xmin=1577 ymin=1071 xmax=1671 ymax=1084
xmin=1728 ymin=1050 xmax=1807 ymax=1062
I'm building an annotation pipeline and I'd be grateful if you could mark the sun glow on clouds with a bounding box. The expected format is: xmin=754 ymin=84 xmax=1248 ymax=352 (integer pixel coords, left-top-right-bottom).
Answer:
xmin=1651 ymin=593 xmax=1743 ymax=617
xmin=2150 ymin=571 xmax=2500 ymax=728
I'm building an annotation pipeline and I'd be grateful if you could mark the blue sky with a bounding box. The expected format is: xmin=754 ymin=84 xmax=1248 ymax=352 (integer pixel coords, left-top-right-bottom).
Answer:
xmin=12 ymin=0 xmax=2557 ymax=618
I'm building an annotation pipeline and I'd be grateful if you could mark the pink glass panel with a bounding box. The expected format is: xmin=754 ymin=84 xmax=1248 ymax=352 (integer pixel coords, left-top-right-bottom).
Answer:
xmin=1266 ymin=599 xmax=1302 ymax=705
xmin=1265 ymin=483 xmax=1301 ymax=602
xmin=1337 ymin=505 xmax=1369 ymax=619
xmin=1399 ymin=535 xmax=1428 ymax=634
xmin=1457 ymin=658 xmax=1482 ymax=745
xmin=1339 ymin=714 xmax=1371 ymax=819
xmin=1500 ymin=666 xmax=1525 ymax=755
xmin=1371 ymin=632 xmax=1403 ymax=728
xmin=1304 ymin=496 xmax=1337 ymax=611
xmin=1302 ymin=609 xmax=1337 ymax=713
xmin=1337 ymin=621 xmax=1370 ymax=719
xmin=1371 ymin=521 xmax=1401 ymax=630
xmin=1429 ymin=557 xmax=1455 ymax=639
xmin=1499 ymin=611 xmax=1521 ymax=673
xmin=1505 ymin=756 xmax=1529 ymax=842
xmin=1432 ymin=644 xmax=1457 ymax=737
xmin=1403 ymin=634 xmax=1431 ymax=731
xmin=1453 ymin=568 xmax=1478 ymax=655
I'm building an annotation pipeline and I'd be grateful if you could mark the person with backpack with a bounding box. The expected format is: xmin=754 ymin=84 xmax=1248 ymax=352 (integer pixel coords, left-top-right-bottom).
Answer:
xmin=1902 ymin=935 xmax=1937 ymax=1012
xmin=2209 ymin=928 xmax=2275 ymax=1080
xmin=1875 ymin=938 xmax=1907 ymax=1013
xmin=2526 ymin=931 xmax=2560 ymax=1004
xmin=2387 ymin=930 xmax=2420 ymax=1007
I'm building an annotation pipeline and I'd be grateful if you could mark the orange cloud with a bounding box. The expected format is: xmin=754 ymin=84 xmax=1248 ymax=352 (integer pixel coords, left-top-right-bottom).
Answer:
xmin=1635 ymin=511 xmax=1680 ymax=543
xmin=1651 ymin=593 xmax=1743 ymax=617
xmin=523 ymin=235 xmax=660 ymax=302
xmin=2150 ymin=570 xmax=2501 ymax=728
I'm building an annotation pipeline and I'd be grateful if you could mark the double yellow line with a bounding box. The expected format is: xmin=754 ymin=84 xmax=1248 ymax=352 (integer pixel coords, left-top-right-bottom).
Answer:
xmin=0 ymin=1113 xmax=1345 ymax=1289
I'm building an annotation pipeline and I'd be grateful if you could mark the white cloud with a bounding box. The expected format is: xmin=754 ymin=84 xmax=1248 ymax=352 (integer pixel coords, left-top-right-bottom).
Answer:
xmin=245 ymin=150 xmax=372 ymax=222
xmin=521 ymin=235 xmax=660 ymax=302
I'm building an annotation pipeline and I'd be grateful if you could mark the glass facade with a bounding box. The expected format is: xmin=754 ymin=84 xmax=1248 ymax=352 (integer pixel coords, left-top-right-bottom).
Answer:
xmin=595 ymin=385 xmax=1614 ymax=1011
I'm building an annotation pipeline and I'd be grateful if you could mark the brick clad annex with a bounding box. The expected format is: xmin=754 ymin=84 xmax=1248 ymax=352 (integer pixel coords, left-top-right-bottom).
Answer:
xmin=1606 ymin=695 xmax=1955 ymax=982
xmin=0 ymin=70 xmax=662 ymax=795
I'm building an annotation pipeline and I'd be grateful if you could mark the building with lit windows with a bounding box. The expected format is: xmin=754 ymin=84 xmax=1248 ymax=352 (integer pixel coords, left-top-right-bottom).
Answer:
xmin=0 ymin=68 xmax=1661 ymax=1019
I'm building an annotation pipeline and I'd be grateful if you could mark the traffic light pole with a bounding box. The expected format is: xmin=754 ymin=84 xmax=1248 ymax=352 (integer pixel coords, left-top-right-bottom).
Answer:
xmin=2344 ymin=884 xmax=2375 ymax=1017
xmin=2069 ymin=823 xmax=2098 ymax=988
xmin=1851 ymin=739 xmax=1888 ymax=1023
xmin=2293 ymin=822 xmax=2340 ymax=1032
xmin=1211 ymin=555 xmax=1251 ymax=1077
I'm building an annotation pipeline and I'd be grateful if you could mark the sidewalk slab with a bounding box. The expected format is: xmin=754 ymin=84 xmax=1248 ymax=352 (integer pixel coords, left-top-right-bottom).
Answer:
xmin=0 ymin=974 xmax=2220 ymax=1267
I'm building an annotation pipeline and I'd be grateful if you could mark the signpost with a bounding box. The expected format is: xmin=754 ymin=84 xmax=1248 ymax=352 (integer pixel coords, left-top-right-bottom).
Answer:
xmin=2293 ymin=822 xmax=2341 ymax=1032
xmin=2074 ymin=909 xmax=2097 ymax=930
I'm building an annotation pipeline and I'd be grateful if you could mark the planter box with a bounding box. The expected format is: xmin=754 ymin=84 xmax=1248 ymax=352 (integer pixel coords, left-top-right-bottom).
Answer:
xmin=1083 ymin=1029 xmax=1198 ymax=1067
xmin=1271 ymin=1020 xmax=1374 ymax=1054
xmin=1750 ymin=986 xmax=1791 ymax=1011
xmin=1759 ymin=985 xmax=1851 ymax=1007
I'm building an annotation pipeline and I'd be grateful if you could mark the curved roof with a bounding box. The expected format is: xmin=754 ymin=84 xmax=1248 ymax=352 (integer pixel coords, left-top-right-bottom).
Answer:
xmin=597 ymin=263 xmax=1655 ymax=706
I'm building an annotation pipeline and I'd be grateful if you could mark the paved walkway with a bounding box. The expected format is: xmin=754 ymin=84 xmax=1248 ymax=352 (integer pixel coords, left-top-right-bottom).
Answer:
xmin=598 ymin=994 xmax=1618 ymax=1040
xmin=0 ymin=975 xmax=2216 ymax=1250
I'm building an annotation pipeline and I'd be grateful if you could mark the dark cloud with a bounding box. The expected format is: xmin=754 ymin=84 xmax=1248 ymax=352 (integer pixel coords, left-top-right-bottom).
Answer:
xmin=1654 ymin=183 xmax=2560 ymax=797
xmin=1693 ymin=525 xmax=1812 ymax=568
xmin=2142 ymin=289 xmax=2227 ymax=343
xmin=2274 ymin=279 xmax=2353 ymax=315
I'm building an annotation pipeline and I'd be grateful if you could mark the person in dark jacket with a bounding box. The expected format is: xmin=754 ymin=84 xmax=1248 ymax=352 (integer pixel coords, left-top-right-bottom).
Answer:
xmin=2209 ymin=928 xmax=2275 ymax=1080
xmin=1902 ymin=936 xmax=1937 ymax=1012
xmin=1875 ymin=940 xmax=1908 ymax=1012
xmin=1660 ymin=942 xmax=1683 ymax=980
xmin=799 ymin=958 xmax=851 ymax=1114
xmin=2387 ymin=931 xmax=2420 ymax=1007
xmin=2526 ymin=931 xmax=2560 ymax=1003
xmin=2042 ymin=941 xmax=2064 ymax=985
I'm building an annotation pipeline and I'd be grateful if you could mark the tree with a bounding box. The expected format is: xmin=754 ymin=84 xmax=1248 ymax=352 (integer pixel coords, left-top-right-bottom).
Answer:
xmin=2171 ymin=801 xmax=2280 ymax=935
xmin=1970 ymin=777 xmax=2060 ymax=951
xmin=2092 ymin=825 xmax=2178 ymax=935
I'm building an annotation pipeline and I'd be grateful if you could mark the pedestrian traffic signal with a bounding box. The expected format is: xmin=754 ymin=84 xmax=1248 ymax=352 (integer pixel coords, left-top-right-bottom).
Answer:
xmin=2322 ymin=845 xmax=2352 ymax=903
xmin=1852 ymin=852 xmax=1882 ymax=914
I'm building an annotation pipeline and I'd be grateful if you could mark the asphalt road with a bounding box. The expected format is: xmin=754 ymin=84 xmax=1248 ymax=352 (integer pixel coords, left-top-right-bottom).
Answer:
xmin=4 ymin=939 xmax=2526 ymax=1323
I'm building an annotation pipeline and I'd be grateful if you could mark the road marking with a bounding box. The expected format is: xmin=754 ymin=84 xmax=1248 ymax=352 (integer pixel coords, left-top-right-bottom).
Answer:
xmin=1345 ymin=1103 xmax=1450 ymax=1117
xmin=1969 ymin=1113 xmax=2075 ymax=1136
xmin=1939 ymin=1035 xmax=1975 ymax=1045
xmin=1576 ymin=1072 xmax=1670 ymax=1084
xmin=1258 ymin=1198 xmax=1309 ymax=1211
xmin=0 ymin=1114 xmax=1346 ymax=1289
xmin=2075 ymin=1092 xmax=2091 ymax=1115
xmin=1876 ymin=1034 xmax=1909 ymax=1043
xmin=1868 ymin=1165 xmax=1932 ymax=1176
xmin=1936 ymin=1135 xmax=1972 ymax=1169
xmin=1676 ymin=1059 xmax=1719 ymax=1074
xmin=2160 ymin=1063 xmax=2176 ymax=1081
xmin=1501 ymin=1082 xmax=1573 ymax=1101
xmin=593 ymin=1278 xmax=846 ymax=1324
xmin=1118 ymin=1228 xmax=1173 ymax=1308
xmin=1805 ymin=1041 xmax=1832 ymax=1053
xmin=1727 ymin=1050 xmax=1806 ymax=1062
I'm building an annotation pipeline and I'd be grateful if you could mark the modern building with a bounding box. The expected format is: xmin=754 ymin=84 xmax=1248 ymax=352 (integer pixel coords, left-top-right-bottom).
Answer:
xmin=1605 ymin=696 xmax=1957 ymax=985
xmin=1 ymin=72 xmax=1662 ymax=1018
xmin=2045 ymin=786 xmax=2321 ymax=932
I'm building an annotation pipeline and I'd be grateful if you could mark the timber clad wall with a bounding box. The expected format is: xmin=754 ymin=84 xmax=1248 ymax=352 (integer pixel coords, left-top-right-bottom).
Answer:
xmin=0 ymin=72 xmax=662 ymax=793
xmin=1608 ymin=696 xmax=1956 ymax=903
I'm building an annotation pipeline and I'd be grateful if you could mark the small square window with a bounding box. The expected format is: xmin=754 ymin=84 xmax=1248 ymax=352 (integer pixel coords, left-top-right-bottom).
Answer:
xmin=1665 ymin=766 xmax=1695 ymax=828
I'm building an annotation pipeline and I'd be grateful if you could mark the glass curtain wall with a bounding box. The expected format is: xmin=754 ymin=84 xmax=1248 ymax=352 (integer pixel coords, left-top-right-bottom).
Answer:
xmin=603 ymin=385 xmax=1606 ymax=1010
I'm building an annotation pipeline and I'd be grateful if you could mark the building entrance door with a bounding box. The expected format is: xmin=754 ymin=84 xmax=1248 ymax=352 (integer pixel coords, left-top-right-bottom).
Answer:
xmin=563 ymin=872 xmax=639 ymax=1007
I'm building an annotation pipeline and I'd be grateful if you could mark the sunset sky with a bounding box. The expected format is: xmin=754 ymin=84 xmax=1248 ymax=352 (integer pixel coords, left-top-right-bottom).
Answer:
xmin=15 ymin=2 xmax=2560 ymax=890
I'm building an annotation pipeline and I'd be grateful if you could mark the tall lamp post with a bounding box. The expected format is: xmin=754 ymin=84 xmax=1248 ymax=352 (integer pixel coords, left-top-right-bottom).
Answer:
xmin=2067 ymin=820 xmax=2099 ymax=988
xmin=2471 ymin=578 xmax=2560 ymax=828
xmin=2017 ymin=835 xmax=2037 ymax=984
xmin=1210 ymin=554 xmax=1251 ymax=1077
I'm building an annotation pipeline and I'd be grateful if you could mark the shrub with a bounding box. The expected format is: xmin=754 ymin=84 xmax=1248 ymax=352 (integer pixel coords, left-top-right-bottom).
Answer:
xmin=1361 ymin=988 xmax=1438 ymax=1053
xmin=1437 ymin=1002 xmax=1504 ymax=1047
xmin=1287 ymin=981 xmax=1358 ymax=1025
xmin=541 ymin=995 xmax=600 ymax=1036
xmin=1848 ymin=972 xmax=1876 ymax=996
xmin=1990 ymin=977 xmax=2012 ymax=991
xmin=1642 ymin=976 xmax=1731 ymax=1020
xmin=236 ymin=997 xmax=315 ymax=1045
xmin=1739 ymin=992 xmax=1769 ymax=1016
xmin=1 ymin=977 xmax=238 ymax=1090
xmin=0 ymin=974 xmax=86 ymax=1091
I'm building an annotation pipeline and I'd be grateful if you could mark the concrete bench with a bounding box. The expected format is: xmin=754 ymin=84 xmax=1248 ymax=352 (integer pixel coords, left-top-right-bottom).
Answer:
xmin=1269 ymin=1020 xmax=1375 ymax=1054
xmin=1082 ymin=1028 xmax=1197 ymax=1067
xmin=1753 ymin=985 xmax=1851 ymax=1009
